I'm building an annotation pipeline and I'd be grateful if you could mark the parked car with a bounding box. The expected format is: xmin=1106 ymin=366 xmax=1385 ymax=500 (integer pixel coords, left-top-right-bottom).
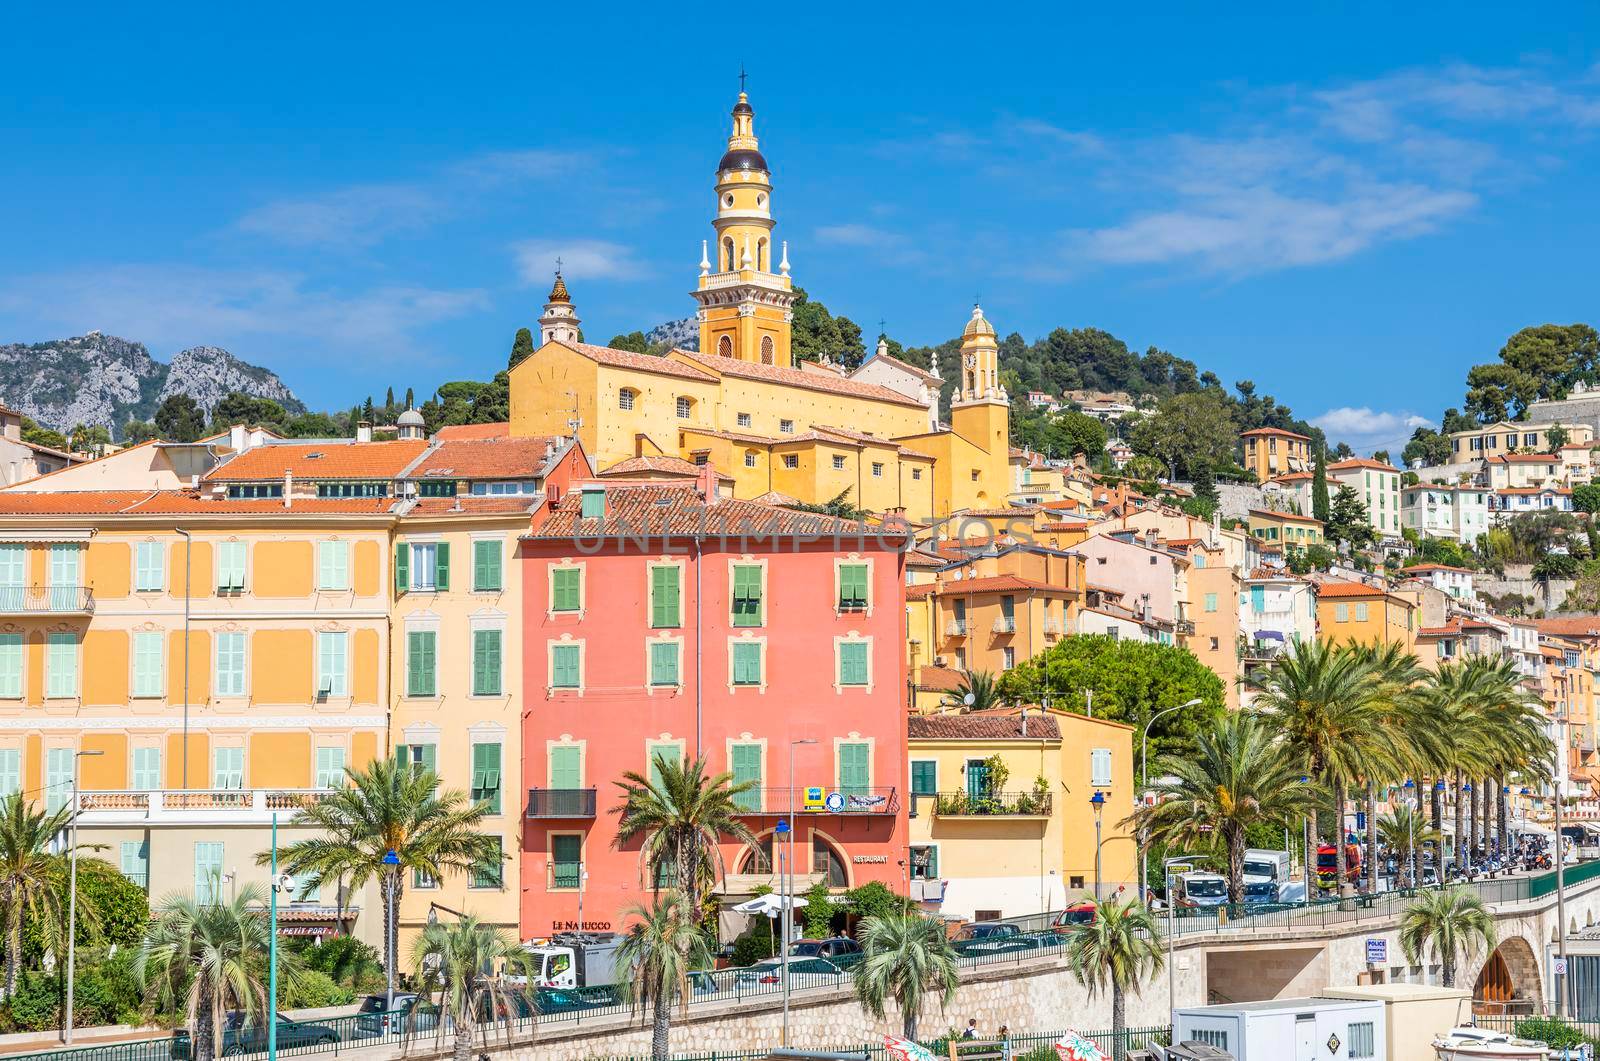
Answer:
xmin=735 ymin=956 xmax=842 ymax=986
xmin=957 ymin=922 xmax=1021 ymax=941
xmin=354 ymin=994 xmax=440 ymax=1038
xmin=535 ymin=986 xmax=617 ymax=1016
xmin=173 ymin=1012 xmax=340 ymax=1058
xmin=1052 ymin=901 xmax=1097 ymax=930
xmin=788 ymin=937 xmax=862 ymax=967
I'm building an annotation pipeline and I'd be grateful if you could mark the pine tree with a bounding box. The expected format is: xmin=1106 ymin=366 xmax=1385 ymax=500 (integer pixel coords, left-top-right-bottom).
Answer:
xmin=384 ymin=387 xmax=395 ymax=411
xmin=404 ymin=387 xmax=414 ymax=410
xmin=1312 ymin=445 xmax=1330 ymax=522
xmin=508 ymin=328 xmax=536 ymax=371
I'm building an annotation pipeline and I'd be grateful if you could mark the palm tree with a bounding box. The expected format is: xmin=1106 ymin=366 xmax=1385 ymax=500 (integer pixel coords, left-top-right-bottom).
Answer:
xmin=852 ymin=908 xmax=960 ymax=1040
xmin=1351 ymin=643 xmax=1424 ymax=894
xmin=1248 ymin=641 xmax=1385 ymax=896
xmin=0 ymin=792 xmax=76 ymax=996
xmin=616 ymin=891 xmax=712 ymax=1061
xmin=1063 ymin=894 xmax=1165 ymax=1061
xmin=1398 ymin=887 xmax=1495 ymax=987
xmin=1128 ymin=713 xmax=1317 ymax=903
xmin=137 ymin=883 xmax=301 ymax=1061
xmin=1377 ymin=805 xmax=1441 ymax=889
xmin=261 ymin=755 xmax=501 ymax=989
xmin=941 ymin=670 xmax=1005 ymax=713
xmin=612 ymin=754 xmax=758 ymax=925
xmin=410 ymin=915 xmax=537 ymax=1061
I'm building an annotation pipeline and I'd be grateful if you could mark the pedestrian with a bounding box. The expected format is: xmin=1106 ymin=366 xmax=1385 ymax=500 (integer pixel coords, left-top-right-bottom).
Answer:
xmin=962 ymin=1018 xmax=978 ymax=1040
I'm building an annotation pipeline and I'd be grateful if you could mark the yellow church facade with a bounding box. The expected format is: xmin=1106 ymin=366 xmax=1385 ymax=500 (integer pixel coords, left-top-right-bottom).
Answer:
xmin=506 ymin=90 xmax=1013 ymax=524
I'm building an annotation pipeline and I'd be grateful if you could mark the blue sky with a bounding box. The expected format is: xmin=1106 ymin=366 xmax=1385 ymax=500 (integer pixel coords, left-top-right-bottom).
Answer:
xmin=2 ymin=3 xmax=1597 ymax=453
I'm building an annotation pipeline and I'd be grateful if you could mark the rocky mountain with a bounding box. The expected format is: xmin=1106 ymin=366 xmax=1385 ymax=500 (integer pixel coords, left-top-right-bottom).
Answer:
xmin=0 ymin=333 xmax=301 ymax=434
xmin=645 ymin=317 xmax=699 ymax=352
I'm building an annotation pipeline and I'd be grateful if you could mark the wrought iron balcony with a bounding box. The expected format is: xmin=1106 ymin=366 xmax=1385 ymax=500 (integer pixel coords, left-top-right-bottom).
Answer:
xmin=0 ymin=586 xmax=93 ymax=614
xmin=991 ymin=616 xmax=1016 ymax=634
xmin=729 ymin=787 xmax=899 ymax=816
xmin=932 ymin=790 xmax=1053 ymax=818
xmin=944 ymin=620 xmax=968 ymax=637
xmin=526 ymin=787 xmax=598 ymax=818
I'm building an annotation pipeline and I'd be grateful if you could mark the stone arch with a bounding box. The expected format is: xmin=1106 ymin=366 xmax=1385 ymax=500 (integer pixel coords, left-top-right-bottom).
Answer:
xmin=1472 ymin=935 xmax=1543 ymax=1016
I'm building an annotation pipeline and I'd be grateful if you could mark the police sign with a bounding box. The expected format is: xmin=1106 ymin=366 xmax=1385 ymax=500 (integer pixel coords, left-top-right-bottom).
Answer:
xmin=1365 ymin=938 xmax=1387 ymax=964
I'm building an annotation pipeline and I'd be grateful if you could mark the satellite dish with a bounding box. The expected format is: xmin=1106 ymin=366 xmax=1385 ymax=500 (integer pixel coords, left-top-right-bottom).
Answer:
xmin=963 ymin=693 xmax=976 ymax=706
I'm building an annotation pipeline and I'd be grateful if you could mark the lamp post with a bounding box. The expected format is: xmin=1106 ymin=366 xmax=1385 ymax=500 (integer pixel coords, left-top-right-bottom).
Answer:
xmin=382 ymin=848 xmax=400 ymax=1014
xmin=267 ymin=813 xmax=293 ymax=1061
xmin=1435 ymin=780 xmax=1446 ymax=887
xmin=577 ymin=867 xmax=589 ymax=934
xmin=781 ymin=737 xmax=816 ymax=1050
xmin=1554 ymin=748 xmax=1569 ymax=1018
xmin=63 ymin=748 xmax=103 ymax=1044
xmin=1090 ymin=791 xmax=1106 ymax=902
xmin=1138 ymin=698 xmax=1201 ymax=900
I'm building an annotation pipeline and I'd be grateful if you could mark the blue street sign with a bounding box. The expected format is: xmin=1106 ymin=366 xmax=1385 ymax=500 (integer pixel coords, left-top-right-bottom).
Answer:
xmin=775 ymin=820 xmax=790 ymax=835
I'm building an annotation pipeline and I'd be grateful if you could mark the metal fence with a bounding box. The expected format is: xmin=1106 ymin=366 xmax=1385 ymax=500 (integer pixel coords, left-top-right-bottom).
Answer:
xmin=585 ymin=1025 xmax=1171 ymax=1061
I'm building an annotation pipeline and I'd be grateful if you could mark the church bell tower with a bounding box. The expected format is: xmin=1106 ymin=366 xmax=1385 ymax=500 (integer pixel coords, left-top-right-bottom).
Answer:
xmin=691 ymin=87 xmax=795 ymax=366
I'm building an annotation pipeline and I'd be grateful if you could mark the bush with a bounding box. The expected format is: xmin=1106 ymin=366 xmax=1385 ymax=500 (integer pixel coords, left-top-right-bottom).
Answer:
xmin=1515 ymin=1017 xmax=1594 ymax=1049
xmin=283 ymin=970 xmax=354 ymax=1009
xmin=301 ymin=936 xmax=383 ymax=991
xmin=729 ymin=925 xmax=775 ymax=967
xmin=5 ymin=972 xmax=61 ymax=1032
xmin=845 ymin=881 xmax=909 ymax=922
xmin=802 ymin=882 xmax=838 ymax=937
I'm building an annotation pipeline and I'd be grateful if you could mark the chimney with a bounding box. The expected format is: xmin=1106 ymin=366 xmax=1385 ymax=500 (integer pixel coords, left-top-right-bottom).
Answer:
xmin=283 ymin=471 xmax=293 ymax=508
xmin=356 ymin=421 xmax=372 ymax=443
xmin=228 ymin=424 xmax=247 ymax=452
xmin=1 ymin=413 xmax=19 ymax=443
xmin=696 ymin=463 xmax=721 ymax=501
xmin=189 ymin=474 xmax=200 ymax=490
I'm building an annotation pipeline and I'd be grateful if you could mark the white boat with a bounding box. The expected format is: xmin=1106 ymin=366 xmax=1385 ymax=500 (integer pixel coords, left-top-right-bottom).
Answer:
xmin=1433 ymin=1026 xmax=1551 ymax=1059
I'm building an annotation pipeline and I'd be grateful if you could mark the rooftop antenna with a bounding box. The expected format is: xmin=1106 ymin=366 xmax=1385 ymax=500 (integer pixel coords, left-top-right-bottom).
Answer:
xmin=564 ymin=389 xmax=583 ymax=434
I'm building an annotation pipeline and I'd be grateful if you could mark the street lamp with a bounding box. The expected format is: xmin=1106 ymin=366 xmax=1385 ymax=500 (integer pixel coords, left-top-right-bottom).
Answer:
xmin=782 ymin=737 xmax=816 ymax=1049
xmin=1138 ymin=698 xmax=1201 ymax=899
xmin=1402 ymin=780 xmax=1416 ymax=890
xmin=1090 ymin=791 xmax=1106 ymax=902
xmin=64 ymin=748 xmax=103 ymax=1044
xmin=577 ymin=868 xmax=589 ymax=934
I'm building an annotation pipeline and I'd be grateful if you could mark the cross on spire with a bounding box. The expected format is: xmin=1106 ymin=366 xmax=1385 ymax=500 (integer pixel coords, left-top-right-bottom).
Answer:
xmin=878 ymin=318 xmax=887 ymax=335
xmin=555 ymin=256 xmax=563 ymax=276
xmin=739 ymin=65 xmax=748 ymax=93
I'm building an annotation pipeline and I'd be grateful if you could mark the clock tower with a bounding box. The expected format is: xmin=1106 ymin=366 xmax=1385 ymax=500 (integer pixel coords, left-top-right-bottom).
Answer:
xmin=691 ymin=89 xmax=795 ymax=366
xmin=949 ymin=304 xmax=1011 ymax=498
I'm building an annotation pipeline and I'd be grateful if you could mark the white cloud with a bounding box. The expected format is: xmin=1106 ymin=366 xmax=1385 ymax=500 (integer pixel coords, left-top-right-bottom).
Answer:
xmin=1312 ymin=406 xmax=1433 ymax=452
xmin=0 ymin=264 xmax=486 ymax=364
xmin=236 ymin=184 xmax=441 ymax=248
xmin=510 ymin=239 xmax=645 ymax=283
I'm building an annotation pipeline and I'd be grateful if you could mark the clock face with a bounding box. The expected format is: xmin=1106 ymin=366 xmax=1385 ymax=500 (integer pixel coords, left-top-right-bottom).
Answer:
xmin=964 ymin=353 xmax=977 ymax=368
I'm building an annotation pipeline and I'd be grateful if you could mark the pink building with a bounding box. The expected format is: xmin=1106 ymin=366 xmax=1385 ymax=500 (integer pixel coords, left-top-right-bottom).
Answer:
xmin=519 ymin=474 xmax=909 ymax=938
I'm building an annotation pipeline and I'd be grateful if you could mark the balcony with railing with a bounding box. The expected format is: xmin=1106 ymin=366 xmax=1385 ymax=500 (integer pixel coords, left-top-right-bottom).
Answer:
xmin=0 ymin=586 xmax=94 ymax=614
xmin=931 ymin=790 xmax=1053 ymax=818
xmin=729 ymin=787 xmax=899 ymax=816
xmin=75 ymin=788 xmax=333 ymax=824
xmin=1042 ymin=616 xmax=1065 ymax=638
xmin=991 ymin=616 xmax=1016 ymax=635
xmin=944 ymin=619 xmax=968 ymax=638
xmin=526 ymin=787 xmax=598 ymax=818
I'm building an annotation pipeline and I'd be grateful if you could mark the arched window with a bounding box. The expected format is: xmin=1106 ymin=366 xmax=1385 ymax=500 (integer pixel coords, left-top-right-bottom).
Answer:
xmin=723 ymin=237 xmax=735 ymax=272
xmin=718 ymin=334 xmax=734 ymax=358
xmin=757 ymin=238 xmax=768 ymax=272
xmin=760 ymin=335 xmax=775 ymax=365
xmin=618 ymin=388 xmax=636 ymax=412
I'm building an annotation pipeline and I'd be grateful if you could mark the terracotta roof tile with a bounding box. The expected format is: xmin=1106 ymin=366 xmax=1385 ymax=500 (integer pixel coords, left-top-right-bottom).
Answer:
xmin=1315 ymin=580 xmax=1390 ymax=598
xmin=915 ymin=574 xmax=1073 ymax=597
xmin=410 ymin=436 xmax=564 ymax=480
xmin=1249 ymin=508 xmax=1323 ymax=524
xmin=205 ymin=441 xmax=428 ymax=482
xmin=863 ymin=351 xmax=942 ymax=385
xmin=404 ymin=496 xmax=539 ymax=516
xmin=599 ymin=455 xmax=734 ymax=481
xmin=568 ymin=342 xmax=718 ymax=382
xmin=525 ymin=482 xmax=892 ymax=540
xmin=1240 ymin=427 xmax=1312 ymax=441
xmin=675 ymin=349 xmax=927 ymax=408
xmin=1486 ymin=453 xmax=1560 ymax=464
xmin=1399 ymin=564 xmax=1474 ymax=574
xmin=1536 ymin=617 xmax=1600 ymax=638
xmin=1328 ymin=458 xmax=1400 ymax=472
xmin=0 ymin=490 xmax=398 ymax=516
xmin=908 ymin=713 xmax=1061 ymax=740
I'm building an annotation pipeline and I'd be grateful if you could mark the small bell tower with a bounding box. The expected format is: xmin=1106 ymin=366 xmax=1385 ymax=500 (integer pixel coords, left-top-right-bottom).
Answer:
xmin=539 ymin=269 xmax=581 ymax=347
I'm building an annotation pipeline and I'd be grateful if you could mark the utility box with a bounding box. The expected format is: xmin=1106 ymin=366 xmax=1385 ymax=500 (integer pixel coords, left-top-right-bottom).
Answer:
xmin=1320 ymin=983 xmax=1471 ymax=1061
xmin=1171 ymin=997 xmax=1387 ymax=1061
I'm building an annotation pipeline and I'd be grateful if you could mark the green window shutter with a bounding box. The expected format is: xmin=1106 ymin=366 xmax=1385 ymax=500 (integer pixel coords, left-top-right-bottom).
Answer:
xmin=650 ymin=566 xmax=680 ymax=628
xmin=839 ymin=743 xmax=870 ymax=796
xmin=420 ymin=743 xmax=437 ymax=775
xmin=550 ymin=745 xmax=582 ymax=790
xmin=552 ymin=568 xmax=580 ymax=611
xmin=473 ymin=540 xmax=502 ymax=592
xmin=395 ymin=544 xmax=410 ymax=594
xmin=647 ymin=743 xmax=678 ymax=790
xmin=471 ymin=743 xmax=502 ymax=813
xmin=552 ymin=644 xmax=580 ymax=688
xmin=731 ymin=744 xmax=762 ymax=811
xmin=472 ymin=836 xmax=503 ymax=888
xmin=0 ymin=749 xmax=19 ymax=797
xmin=473 ymin=629 xmax=503 ymax=696
xmin=732 ymin=565 xmax=762 ymax=626
xmin=551 ymin=835 xmax=582 ymax=888
xmin=407 ymin=631 xmax=436 ymax=696
xmin=839 ymin=642 xmax=869 ymax=686
xmin=434 ymin=542 xmax=450 ymax=591
xmin=926 ymin=846 xmax=939 ymax=878
xmin=0 ymin=634 xmax=22 ymax=699
xmin=650 ymin=641 xmax=679 ymax=686
xmin=839 ymin=564 xmax=868 ymax=609
xmin=732 ymin=642 xmax=762 ymax=685
xmin=911 ymin=761 xmax=937 ymax=796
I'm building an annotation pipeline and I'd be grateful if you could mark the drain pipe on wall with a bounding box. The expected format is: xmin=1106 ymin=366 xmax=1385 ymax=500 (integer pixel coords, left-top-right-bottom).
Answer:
xmin=175 ymin=528 xmax=191 ymax=789
xmin=694 ymin=533 xmax=703 ymax=757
